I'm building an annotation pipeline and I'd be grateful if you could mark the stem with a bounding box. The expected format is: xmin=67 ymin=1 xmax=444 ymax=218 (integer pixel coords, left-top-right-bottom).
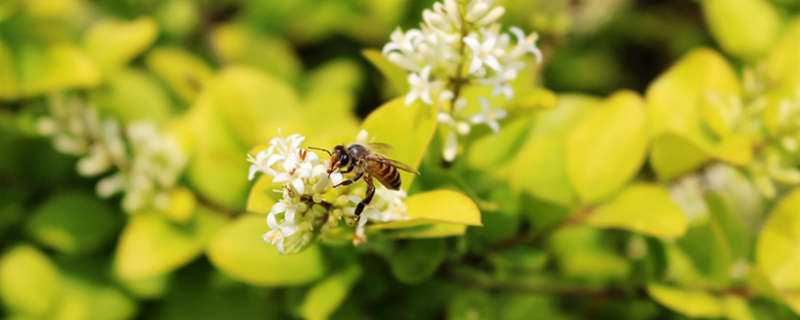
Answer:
xmin=447 ymin=1 xmax=471 ymax=113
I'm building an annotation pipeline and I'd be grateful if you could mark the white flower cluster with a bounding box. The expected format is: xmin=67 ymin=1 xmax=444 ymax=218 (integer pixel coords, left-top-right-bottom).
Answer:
xmin=38 ymin=96 xmax=186 ymax=213
xmin=382 ymin=0 xmax=542 ymax=161
xmin=248 ymin=133 xmax=408 ymax=254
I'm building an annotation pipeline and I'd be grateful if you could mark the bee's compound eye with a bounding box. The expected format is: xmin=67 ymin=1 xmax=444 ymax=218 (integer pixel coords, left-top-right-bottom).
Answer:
xmin=339 ymin=154 xmax=349 ymax=165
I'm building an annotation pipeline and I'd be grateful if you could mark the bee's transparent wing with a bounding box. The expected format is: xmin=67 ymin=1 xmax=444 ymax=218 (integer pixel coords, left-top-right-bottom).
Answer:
xmin=369 ymin=155 xmax=420 ymax=175
xmin=366 ymin=142 xmax=393 ymax=155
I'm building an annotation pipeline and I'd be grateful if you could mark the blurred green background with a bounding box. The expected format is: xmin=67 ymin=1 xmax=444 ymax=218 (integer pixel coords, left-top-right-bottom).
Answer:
xmin=3 ymin=0 xmax=800 ymax=319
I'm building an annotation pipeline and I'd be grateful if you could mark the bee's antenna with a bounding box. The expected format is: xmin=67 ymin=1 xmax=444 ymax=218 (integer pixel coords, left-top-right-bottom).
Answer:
xmin=307 ymin=146 xmax=332 ymax=156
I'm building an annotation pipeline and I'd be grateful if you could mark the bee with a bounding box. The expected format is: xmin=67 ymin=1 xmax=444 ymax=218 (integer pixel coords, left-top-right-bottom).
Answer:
xmin=310 ymin=143 xmax=419 ymax=217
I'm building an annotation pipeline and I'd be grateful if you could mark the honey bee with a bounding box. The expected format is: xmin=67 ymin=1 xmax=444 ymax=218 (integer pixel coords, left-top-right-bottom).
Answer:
xmin=310 ymin=143 xmax=419 ymax=216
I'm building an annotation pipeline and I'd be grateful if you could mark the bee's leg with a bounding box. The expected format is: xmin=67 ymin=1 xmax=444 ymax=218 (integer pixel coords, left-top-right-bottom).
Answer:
xmin=333 ymin=171 xmax=362 ymax=188
xmin=354 ymin=176 xmax=375 ymax=217
xmin=340 ymin=161 xmax=356 ymax=174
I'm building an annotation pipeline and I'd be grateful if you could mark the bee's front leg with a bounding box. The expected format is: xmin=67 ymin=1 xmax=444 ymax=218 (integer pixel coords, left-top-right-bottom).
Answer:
xmin=333 ymin=171 xmax=362 ymax=188
xmin=354 ymin=175 xmax=375 ymax=217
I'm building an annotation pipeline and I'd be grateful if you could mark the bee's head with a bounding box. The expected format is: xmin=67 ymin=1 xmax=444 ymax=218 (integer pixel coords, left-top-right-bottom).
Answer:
xmin=328 ymin=145 xmax=350 ymax=174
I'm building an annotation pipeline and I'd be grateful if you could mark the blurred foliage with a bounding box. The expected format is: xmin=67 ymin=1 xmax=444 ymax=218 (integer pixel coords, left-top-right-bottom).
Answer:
xmin=2 ymin=0 xmax=800 ymax=319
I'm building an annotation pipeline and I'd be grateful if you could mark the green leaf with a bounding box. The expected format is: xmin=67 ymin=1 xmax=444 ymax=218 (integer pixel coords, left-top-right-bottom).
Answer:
xmin=702 ymin=0 xmax=782 ymax=61
xmin=17 ymin=43 xmax=101 ymax=96
xmin=646 ymin=48 xmax=746 ymax=179
xmin=383 ymin=223 xmax=468 ymax=239
xmin=84 ymin=17 xmax=158 ymax=75
xmin=567 ymin=91 xmax=648 ymax=203
xmin=586 ymin=183 xmax=687 ymax=239
xmin=649 ymin=133 xmax=711 ymax=181
xmin=114 ymin=208 xmax=226 ymax=280
xmin=118 ymin=272 xmax=171 ymax=300
xmin=204 ymin=66 xmax=303 ymax=146
xmin=51 ymin=268 xmax=138 ymax=320
xmin=0 ymin=37 xmax=17 ymax=99
xmin=362 ymin=49 xmax=407 ymax=96
xmin=155 ymin=266 xmax=278 ymax=320
xmin=185 ymin=101 xmax=249 ymax=210
xmin=386 ymin=239 xmax=445 ymax=284
xmin=245 ymin=175 xmax=278 ymax=214
xmin=467 ymin=114 xmax=533 ymax=169
xmin=505 ymin=95 xmax=597 ymax=206
xmin=146 ymin=47 xmax=214 ymax=103
xmin=549 ymin=226 xmax=630 ymax=281
xmin=301 ymin=60 xmax=362 ymax=146
xmin=206 ymin=214 xmax=325 ymax=286
xmin=27 ymin=192 xmax=121 ymax=256
xmin=406 ymin=190 xmax=482 ymax=226
xmin=756 ymin=188 xmax=800 ymax=291
xmin=92 ymin=68 xmax=173 ymax=124
xmin=647 ymin=284 xmax=724 ymax=318
xmin=299 ymin=265 xmax=361 ymax=320
xmin=361 ymin=98 xmax=438 ymax=191
xmin=447 ymin=290 xmax=495 ymax=320
xmin=211 ymin=23 xmax=301 ymax=82
xmin=0 ymin=244 xmax=62 ymax=316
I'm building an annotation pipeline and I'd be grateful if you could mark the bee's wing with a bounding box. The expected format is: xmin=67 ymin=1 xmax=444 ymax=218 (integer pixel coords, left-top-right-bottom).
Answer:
xmin=366 ymin=142 xmax=393 ymax=155
xmin=368 ymin=154 xmax=420 ymax=175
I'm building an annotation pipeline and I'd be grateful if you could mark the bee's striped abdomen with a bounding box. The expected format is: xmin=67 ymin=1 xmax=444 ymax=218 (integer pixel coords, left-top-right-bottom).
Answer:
xmin=369 ymin=160 xmax=401 ymax=190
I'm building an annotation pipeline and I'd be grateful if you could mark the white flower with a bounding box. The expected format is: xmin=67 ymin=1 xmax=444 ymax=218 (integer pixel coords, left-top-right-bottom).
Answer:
xmin=510 ymin=27 xmax=543 ymax=63
xmin=669 ymin=175 xmax=709 ymax=224
xmin=350 ymin=186 xmax=408 ymax=241
xmin=383 ymin=0 xmax=542 ymax=109
xmin=464 ymin=30 xmax=504 ymax=75
xmin=405 ymin=66 xmax=441 ymax=105
xmin=40 ymin=96 xmax=187 ymax=214
xmin=470 ymin=99 xmax=507 ymax=132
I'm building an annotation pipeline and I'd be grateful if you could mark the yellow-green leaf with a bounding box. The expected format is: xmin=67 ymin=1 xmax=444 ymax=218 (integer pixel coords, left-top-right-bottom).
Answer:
xmin=146 ymin=47 xmax=214 ymax=103
xmin=84 ymin=17 xmax=158 ymax=74
xmin=119 ymin=272 xmax=171 ymax=300
xmin=211 ymin=23 xmax=301 ymax=82
xmin=567 ymin=91 xmax=648 ymax=203
xmin=17 ymin=43 xmax=101 ymax=96
xmin=206 ymin=215 xmax=325 ymax=286
xmin=647 ymin=284 xmax=724 ymax=318
xmin=760 ymin=19 xmax=800 ymax=92
xmin=646 ymin=48 xmax=745 ymax=178
xmin=204 ymin=66 xmax=303 ymax=146
xmin=27 ymin=192 xmax=121 ymax=256
xmin=0 ymin=245 xmax=62 ymax=316
xmin=246 ymin=175 xmax=277 ymax=214
xmin=702 ymin=0 xmax=782 ymax=61
xmin=368 ymin=190 xmax=480 ymax=240
xmin=51 ymin=271 xmax=138 ymax=320
xmin=361 ymin=98 xmax=437 ymax=190
xmin=756 ymin=189 xmax=800 ymax=290
xmin=467 ymin=115 xmax=533 ymax=169
xmin=405 ymin=190 xmax=482 ymax=226
xmin=299 ymin=266 xmax=361 ymax=320
xmin=505 ymin=95 xmax=595 ymax=206
xmin=92 ymin=68 xmax=173 ymax=124
xmin=587 ymin=183 xmax=687 ymax=239
xmin=114 ymin=208 xmax=226 ymax=280
xmin=362 ymin=49 xmax=407 ymax=96
xmin=650 ymin=133 xmax=711 ymax=181
xmin=185 ymin=99 xmax=249 ymax=210
xmin=163 ymin=187 xmax=197 ymax=223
